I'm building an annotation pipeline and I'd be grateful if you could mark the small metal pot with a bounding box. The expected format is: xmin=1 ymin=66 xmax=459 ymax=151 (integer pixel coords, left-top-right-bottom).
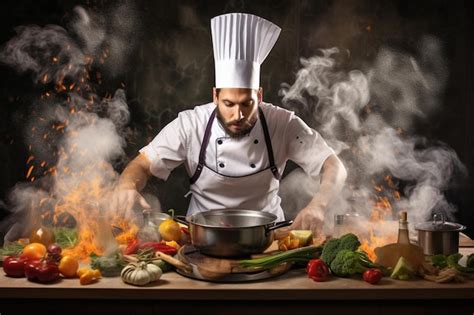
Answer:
xmin=176 ymin=209 xmax=293 ymax=258
xmin=415 ymin=214 xmax=466 ymax=255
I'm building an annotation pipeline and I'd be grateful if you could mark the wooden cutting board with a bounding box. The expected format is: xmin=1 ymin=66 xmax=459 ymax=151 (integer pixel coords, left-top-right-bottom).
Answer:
xmin=176 ymin=241 xmax=290 ymax=281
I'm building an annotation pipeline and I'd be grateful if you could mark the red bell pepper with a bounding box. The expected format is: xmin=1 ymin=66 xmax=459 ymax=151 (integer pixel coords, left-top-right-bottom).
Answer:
xmin=306 ymin=259 xmax=330 ymax=282
xmin=138 ymin=242 xmax=178 ymax=256
xmin=124 ymin=239 xmax=140 ymax=255
xmin=3 ymin=256 xmax=28 ymax=278
xmin=363 ymin=268 xmax=383 ymax=284
xmin=24 ymin=259 xmax=60 ymax=283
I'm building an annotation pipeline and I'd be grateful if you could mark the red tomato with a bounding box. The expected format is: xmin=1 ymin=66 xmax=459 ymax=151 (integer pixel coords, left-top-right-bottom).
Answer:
xmin=306 ymin=259 xmax=330 ymax=282
xmin=363 ymin=268 xmax=383 ymax=284
xmin=3 ymin=256 xmax=28 ymax=277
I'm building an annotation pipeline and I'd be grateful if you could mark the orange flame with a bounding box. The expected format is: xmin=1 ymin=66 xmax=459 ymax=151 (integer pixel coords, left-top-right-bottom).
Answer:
xmin=357 ymin=176 xmax=399 ymax=261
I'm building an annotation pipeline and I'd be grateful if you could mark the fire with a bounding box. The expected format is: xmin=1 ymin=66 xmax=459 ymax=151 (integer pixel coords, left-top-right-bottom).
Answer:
xmin=18 ymin=47 xmax=135 ymax=262
xmin=358 ymin=175 xmax=399 ymax=261
xmin=47 ymin=168 xmax=139 ymax=261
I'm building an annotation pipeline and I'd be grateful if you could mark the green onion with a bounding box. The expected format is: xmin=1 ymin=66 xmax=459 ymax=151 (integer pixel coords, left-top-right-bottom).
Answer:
xmin=239 ymin=245 xmax=323 ymax=270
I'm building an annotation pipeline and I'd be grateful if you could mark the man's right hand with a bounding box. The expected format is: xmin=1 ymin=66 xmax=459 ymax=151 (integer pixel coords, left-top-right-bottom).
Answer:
xmin=110 ymin=153 xmax=153 ymax=220
xmin=111 ymin=184 xmax=151 ymax=221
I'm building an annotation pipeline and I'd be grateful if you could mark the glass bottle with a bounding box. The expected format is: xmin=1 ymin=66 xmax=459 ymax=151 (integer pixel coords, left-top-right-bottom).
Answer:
xmin=397 ymin=211 xmax=410 ymax=244
xmin=137 ymin=210 xmax=160 ymax=242
xmin=333 ymin=214 xmax=346 ymax=238
xmin=29 ymin=225 xmax=55 ymax=246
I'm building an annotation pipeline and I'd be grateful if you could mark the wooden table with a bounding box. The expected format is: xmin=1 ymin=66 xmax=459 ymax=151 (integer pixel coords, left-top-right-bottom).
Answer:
xmin=0 ymin=247 xmax=473 ymax=315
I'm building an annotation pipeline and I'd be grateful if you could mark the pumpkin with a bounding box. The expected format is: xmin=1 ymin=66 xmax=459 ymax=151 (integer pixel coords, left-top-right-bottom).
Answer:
xmin=120 ymin=262 xmax=162 ymax=286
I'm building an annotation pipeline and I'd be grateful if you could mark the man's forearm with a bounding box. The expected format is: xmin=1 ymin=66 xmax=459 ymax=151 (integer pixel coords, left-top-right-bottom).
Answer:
xmin=307 ymin=154 xmax=347 ymax=210
xmin=118 ymin=154 xmax=151 ymax=191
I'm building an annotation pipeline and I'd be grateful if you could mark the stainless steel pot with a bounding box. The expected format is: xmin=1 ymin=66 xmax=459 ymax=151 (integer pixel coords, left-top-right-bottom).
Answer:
xmin=175 ymin=209 xmax=293 ymax=258
xmin=415 ymin=214 xmax=466 ymax=255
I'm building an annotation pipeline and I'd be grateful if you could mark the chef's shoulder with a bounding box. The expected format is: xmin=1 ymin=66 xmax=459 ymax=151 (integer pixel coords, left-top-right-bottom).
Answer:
xmin=172 ymin=102 xmax=215 ymax=133
xmin=259 ymin=102 xmax=301 ymax=132
xmin=260 ymin=102 xmax=321 ymax=142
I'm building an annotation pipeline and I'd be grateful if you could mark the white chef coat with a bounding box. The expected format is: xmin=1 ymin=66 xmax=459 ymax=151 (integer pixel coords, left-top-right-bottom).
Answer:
xmin=139 ymin=102 xmax=335 ymax=218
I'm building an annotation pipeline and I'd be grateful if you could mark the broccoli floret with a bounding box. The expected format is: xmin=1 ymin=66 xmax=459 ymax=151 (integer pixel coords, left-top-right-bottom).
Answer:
xmin=447 ymin=253 xmax=474 ymax=273
xmin=446 ymin=253 xmax=462 ymax=267
xmin=339 ymin=233 xmax=361 ymax=252
xmin=321 ymin=233 xmax=363 ymax=266
xmin=330 ymin=249 xmax=367 ymax=277
xmin=431 ymin=255 xmax=448 ymax=269
xmin=321 ymin=238 xmax=341 ymax=265
xmin=467 ymin=254 xmax=474 ymax=269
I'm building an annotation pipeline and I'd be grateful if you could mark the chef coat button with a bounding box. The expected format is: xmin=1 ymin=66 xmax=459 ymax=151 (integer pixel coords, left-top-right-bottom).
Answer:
xmin=217 ymin=139 xmax=223 ymax=145
xmin=219 ymin=162 xmax=225 ymax=168
xmin=250 ymin=163 xmax=256 ymax=168
xmin=254 ymin=139 xmax=259 ymax=144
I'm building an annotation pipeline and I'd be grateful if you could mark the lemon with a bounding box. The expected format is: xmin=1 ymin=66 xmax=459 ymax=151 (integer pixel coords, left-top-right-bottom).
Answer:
xmin=59 ymin=255 xmax=79 ymax=278
xmin=158 ymin=219 xmax=182 ymax=241
xmin=290 ymin=230 xmax=313 ymax=247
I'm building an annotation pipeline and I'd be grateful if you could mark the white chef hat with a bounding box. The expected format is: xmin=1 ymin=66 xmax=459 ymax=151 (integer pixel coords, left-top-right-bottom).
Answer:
xmin=211 ymin=13 xmax=281 ymax=89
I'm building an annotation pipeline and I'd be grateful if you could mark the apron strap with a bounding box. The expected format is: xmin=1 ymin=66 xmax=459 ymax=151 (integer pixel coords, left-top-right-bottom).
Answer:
xmin=190 ymin=106 xmax=280 ymax=184
xmin=258 ymin=106 xmax=281 ymax=180
xmin=190 ymin=108 xmax=217 ymax=184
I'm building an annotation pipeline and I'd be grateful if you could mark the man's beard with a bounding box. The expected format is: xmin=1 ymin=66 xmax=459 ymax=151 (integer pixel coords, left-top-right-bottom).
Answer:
xmin=216 ymin=108 xmax=257 ymax=138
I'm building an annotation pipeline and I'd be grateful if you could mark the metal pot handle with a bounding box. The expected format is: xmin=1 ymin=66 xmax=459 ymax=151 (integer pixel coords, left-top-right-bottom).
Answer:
xmin=265 ymin=220 xmax=293 ymax=234
xmin=432 ymin=213 xmax=445 ymax=227
xmin=174 ymin=215 xmax=189 ymax=226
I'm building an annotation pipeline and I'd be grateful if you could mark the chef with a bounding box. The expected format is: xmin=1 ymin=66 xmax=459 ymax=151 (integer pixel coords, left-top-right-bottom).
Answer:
xmin=112 ymin=13 xmax=347 ymax=233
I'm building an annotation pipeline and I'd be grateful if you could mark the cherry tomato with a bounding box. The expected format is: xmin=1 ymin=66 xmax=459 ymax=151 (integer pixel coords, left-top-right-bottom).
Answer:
xmin=306 ymin=259 xmax=330 ymax=282
xmin=363 ymin=268 xmax=383 ymax=284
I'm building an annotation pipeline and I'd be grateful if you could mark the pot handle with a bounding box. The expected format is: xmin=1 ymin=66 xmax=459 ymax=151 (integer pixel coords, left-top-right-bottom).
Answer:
xmin=265 ymin=220 xmax=293 ymax=234
xmin=174 ymin=215 xmax=189 ymax=226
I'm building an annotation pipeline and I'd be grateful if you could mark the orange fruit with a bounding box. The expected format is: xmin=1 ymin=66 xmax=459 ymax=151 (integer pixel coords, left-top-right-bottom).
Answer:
xmin=158 ymin=219 xmax=181 ymax=241
xmin=22 ymin=243 xmax=47 ymax=260
xmin=59 ymin=255 xmax=79 ymax=278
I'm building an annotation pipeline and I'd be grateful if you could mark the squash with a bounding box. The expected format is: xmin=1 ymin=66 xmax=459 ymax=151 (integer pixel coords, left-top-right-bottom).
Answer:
xmin=120 ymin=262 xmax=162 ymax=286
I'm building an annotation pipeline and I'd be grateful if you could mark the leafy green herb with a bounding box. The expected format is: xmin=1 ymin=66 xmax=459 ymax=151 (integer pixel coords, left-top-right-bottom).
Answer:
xmin=53 ymin=227 xmax=78 ymax=249
xmin=0 ymin=243 xmax=25 ymax=256
xmin=90 ymin=251 xmax=127 ymax=277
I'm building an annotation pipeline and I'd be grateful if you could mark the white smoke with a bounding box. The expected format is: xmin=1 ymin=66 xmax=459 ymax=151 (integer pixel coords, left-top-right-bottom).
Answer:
xmin=0 ymin=24 xmax=86 ymax=84
xmin=279 ymin=37 xmax=466 ymax=233
xmin=0 ymin=4 xmax=139 ymax=244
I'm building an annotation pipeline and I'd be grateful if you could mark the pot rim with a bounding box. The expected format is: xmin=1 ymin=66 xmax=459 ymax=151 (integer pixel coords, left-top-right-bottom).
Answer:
xmin=185 ymin=209 xmax=278 ymax=229
xmin=415 ymin=221 xmax=466 ymax=232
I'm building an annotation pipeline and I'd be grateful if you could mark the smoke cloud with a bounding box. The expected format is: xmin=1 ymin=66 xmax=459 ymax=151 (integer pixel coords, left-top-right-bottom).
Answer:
xmin=279 ymin=37 xmax=466 ymax=235
xmin=0 ymin=3 xmax=140 ymax=245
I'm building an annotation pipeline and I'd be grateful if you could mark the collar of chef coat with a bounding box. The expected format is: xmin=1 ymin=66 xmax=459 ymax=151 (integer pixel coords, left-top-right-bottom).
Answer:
xmin=205 ymin=111 xmax=269 ymax=177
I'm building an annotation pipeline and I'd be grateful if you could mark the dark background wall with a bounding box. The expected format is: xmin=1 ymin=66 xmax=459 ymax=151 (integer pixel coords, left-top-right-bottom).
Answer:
xmin=0 ymin=0 xmax=473 ymax=237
